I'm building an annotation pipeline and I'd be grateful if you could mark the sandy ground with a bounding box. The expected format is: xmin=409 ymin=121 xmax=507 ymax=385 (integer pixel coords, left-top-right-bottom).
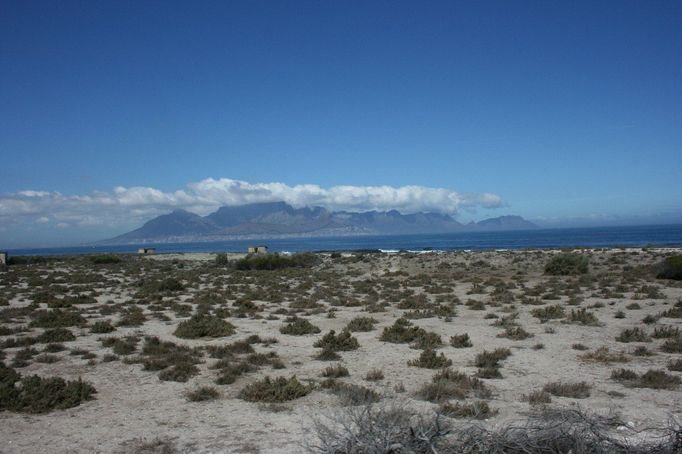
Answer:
xmin=0 ymin=248 xmax=681 ymax=453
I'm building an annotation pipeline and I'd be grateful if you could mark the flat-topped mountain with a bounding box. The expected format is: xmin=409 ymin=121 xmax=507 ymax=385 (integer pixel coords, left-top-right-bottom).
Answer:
xmin=103 ymin=202 xmax=537 ymax=244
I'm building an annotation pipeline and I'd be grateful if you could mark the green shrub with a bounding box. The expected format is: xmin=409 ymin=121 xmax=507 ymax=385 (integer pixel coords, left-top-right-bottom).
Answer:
xmin=523 ymin=390 xmax=552 ymax=405
xmin=615 ymin=327 xmax=650 ymax=343
xmin=313 ymin=330 xmax=360 ymax=352
xmin=89 ymin=255 xmax=121 ymax=264
xmin=314 ymin=349 xmax=341 ymax=361
xmin=667 ymin=359 xmax=682 ymax=372
xmin=90 ymin=320 xmax=116 ymax=334
xmin=531 ymin=305 xmax=565 ymax=321
xmin=407 ymin=348 xmax=452 ymax=369
xmin=235 ymin=253 xmax=318 ymax=271
xmin=661 ymin=337 xmax=682 ymax=353
xmin=158 ymin=363 xmax=199 ymax=382
xmin=174 ymin=314 xmax=236 ymax=339
xmin=611 ymin=368 xmax=681 ymax=390
xmin=379 ymin=318 xmax=425 ymax=344
xmin=497 ymin=326 xmax=533 ymax=340
xmin=279 ymin=317 xmax=321 ymax=335
xmin=100 ymin=336 xmax=139 ymax=355
xmin=239 ymin=376 xmax=310 ymax=402
xmin=566 ymin=308 xmax=600 ymax=326
xmin=345 ymin=316 xmax=377 ymax=332
xmin=449 ymin=333 xmax=472 ymax=348
xmin=214 ymin=253 xmax=229 ymax=266
xmin=36 ymin=328 xmax=75 ymax=343
xmin=117 ymin=305 xmax=147 ymax=327
xmin=409 ymin=331 xmax=443 ymax=350
xmin=656 ymin=256 xmax=682 ymax=280
xmin=474 ymin=348 xmax=512 ymax=369
xmin=544 ymin=253 xmax=589 ymax=276
xmin=29 ymin=309 xmax=86 ymax=328
xmin=0 ymin=373 xmax=96 ymax=414
xmin=416 ymin=368 xmax=491 ymax=402
xmin=652 ymin=326 xmax=680 ymax=338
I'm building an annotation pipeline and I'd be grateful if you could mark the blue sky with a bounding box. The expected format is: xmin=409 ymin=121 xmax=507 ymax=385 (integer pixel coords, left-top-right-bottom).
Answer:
xmin=1 ymin=1 xmax=681 ymax=246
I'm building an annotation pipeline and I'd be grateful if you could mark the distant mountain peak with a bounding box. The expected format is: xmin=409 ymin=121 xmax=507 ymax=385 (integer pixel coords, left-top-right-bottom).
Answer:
xmin=101 ymin=201 xmax=537 ymax=244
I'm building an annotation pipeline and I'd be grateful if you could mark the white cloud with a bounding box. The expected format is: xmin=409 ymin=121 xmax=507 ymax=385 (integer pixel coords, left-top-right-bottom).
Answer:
xmin=0 ymin=178 xmax=503 ymax=229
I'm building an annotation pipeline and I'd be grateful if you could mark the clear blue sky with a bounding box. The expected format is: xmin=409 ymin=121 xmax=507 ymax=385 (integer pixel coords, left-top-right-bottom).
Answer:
xmin=1 ymin=1 xmax=681 ymax=246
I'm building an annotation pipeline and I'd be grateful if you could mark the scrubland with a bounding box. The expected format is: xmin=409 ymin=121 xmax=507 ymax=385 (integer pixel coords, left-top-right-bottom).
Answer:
xmin=0 ymin=248 xmax=681 ymax=453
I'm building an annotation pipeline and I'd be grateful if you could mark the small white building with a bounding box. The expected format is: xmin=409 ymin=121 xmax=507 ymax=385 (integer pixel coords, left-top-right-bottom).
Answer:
xmin=0 ymin=251 xmax=7 ymax=265
xmin=247 ymin=245 xmax=268 ymax=254
xmin=137 ymin=247 xmax=156 ymax=255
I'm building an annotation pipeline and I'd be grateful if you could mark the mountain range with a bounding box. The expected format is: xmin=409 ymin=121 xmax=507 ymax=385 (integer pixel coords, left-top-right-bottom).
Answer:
xmin=102 ymin=201 xmax=537 ymax=244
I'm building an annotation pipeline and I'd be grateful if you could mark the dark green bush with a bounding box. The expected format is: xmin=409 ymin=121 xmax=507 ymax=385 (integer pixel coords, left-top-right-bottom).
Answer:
xmin=407 ymin=349 xmax=452 ymax=369
xmin=656 ymin=256 xmax=682 ymax=280
xmin=90 ymin=320 xmax=116 ymax=334
xmin=0 ymin=371 xmax=96 ymax=414
xmin=29 ymin=309 xmax=86 ymax=328
xmin=345 ymin=316 xmax=378 ymax=332
xmin=235 ymin=253 xmax=318 ymax=271
xmin=174 ymin=313 xmax=236 ymax=339
xmin=89 ymin=255 xmax=121 ymax=264
xmin=239 ymin=376 xmax=310 ymax=402
xmin=542 ymin=381 xmax=591 ymax=398
xmin=379 ymin=318 xmax=425 ymax=344
xmin=439 ymin=401 xmax=497 ymax=419
xmin=313 ymin=330 xmax=360 ymax=352
xmin=544 ymin=253 xmax=589 ymax=276
xmin=449 ymin=333 xmax=472 ymax=348
xmin=279 ymin=317 xmax=321 ymax=335
xmin=36 ymin=328 xmax=75 ymax=343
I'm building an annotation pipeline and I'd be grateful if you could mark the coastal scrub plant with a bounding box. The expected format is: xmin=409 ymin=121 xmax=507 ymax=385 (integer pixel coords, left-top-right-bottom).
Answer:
xmin=545 ymin=253 xmax=589 ymax=276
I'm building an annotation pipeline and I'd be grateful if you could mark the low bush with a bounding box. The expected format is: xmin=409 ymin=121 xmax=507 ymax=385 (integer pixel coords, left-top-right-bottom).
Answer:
xmin=321 ymin=365 xmax=349 ymax=378
xmin=186 ymin=386 xmax=220 ymax=402
xmin=235 ymin=253 xmax=318 ymax=271
xmin=543 ymin=381 xmax=591 ymax=398
xmin=416 ymin=368 xmax=491 ymax=403
xmin=474 ymin=348 xmax=511 ymax=369
xmin=90 ymin=320 xmax=116 ymax=334
xmin=579 ymin=346 xmax=628 ymax=364
xmin=615 ymin=327 xmax=650 ymax=343
xmin=545 ymin=253 xmax=589 ymax=276
xmin=29 ymin=309 xmax=86 ymax=328
xmin=531 ymin=305 xmax=565 ymax=321
xmin=345 ymin=317 xmax=377 ymax=332
xmin=279 ymin=317 xmax=321 ymax=336
xmin=661 ymin=337 xmax=682 ymax=353
xmin=523 ymin=390 xmax=552 ymax=405
xmin=89 ymin=255 xmax=121 ymax=264
xmin=449 ymin=333 xmax=472 ymax=348
xmin=566 ymin=308 xmax=600 ymax=326
xmin=36 ymin=328 xmax=75 ymax=343
xmin=611 ymin=368 xmax=681 ymax=390
xmin=379 ymin=318 xmax=425 ymax=344
xmin=365 ymin=369 xmax=384 ymax=381
xmin=174 ymin=314 xmax=236 ymax=339
xmin=439 ymin=401 xmax=497 ymax=419
xmin=656 ymin=256 xmax=682 ymax=280
xmin=0 ymin=371 xmax=96 ymax=413
xmin=407 ymin=349 xmax=452 ymax=369
xmin=313 ymin=330 xmax=360 ymax=352
xmin=327 ymin=381 xmax=381 ymax=406
xmin=497 ymin=326 xmax=533 ymax=340
xmin=239 ymin=376 xmax=310 ymax=402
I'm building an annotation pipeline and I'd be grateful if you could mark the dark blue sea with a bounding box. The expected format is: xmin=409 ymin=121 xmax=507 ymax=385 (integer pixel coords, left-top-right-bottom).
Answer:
xmin=6 ymin=224 xmax=682 ymax=256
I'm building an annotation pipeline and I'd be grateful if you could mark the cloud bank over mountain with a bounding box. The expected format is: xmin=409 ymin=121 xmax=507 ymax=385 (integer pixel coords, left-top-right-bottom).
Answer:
xmin=0 ymin=178 xmax=504 ymax=233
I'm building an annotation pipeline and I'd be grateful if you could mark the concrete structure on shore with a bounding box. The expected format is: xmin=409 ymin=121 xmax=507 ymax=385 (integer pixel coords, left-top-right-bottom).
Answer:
xmin=137 ymin=248 xmax=156 ymax=255
xmin=247 ymin=245 xmax=268 ymax=254
xmin=0 ymin=251 xmax=7 ymax=265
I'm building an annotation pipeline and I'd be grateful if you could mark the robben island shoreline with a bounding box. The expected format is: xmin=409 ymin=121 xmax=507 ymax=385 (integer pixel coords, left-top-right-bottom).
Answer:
xmin=0 ymin=247 xmax=681 ymax=453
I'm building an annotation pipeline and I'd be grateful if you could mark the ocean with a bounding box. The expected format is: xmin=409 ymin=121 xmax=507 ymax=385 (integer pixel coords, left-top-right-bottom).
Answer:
xmin=6 ymin=224 xmax=682 ymax=256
